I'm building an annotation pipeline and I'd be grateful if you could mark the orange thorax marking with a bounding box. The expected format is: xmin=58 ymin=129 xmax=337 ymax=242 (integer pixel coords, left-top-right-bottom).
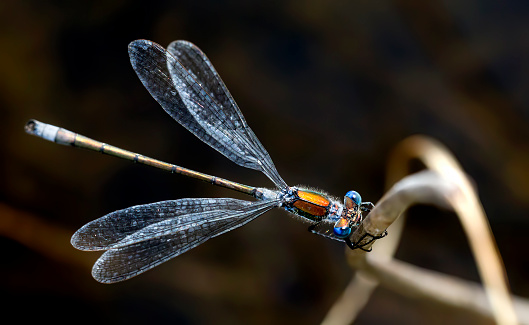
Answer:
xmin=292 ymin=190 xmax=330 ymax=217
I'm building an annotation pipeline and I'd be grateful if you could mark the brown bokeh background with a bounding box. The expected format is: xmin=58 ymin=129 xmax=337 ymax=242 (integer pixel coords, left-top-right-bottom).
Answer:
xmin=2 ymin=0 xmax=528 ymax=324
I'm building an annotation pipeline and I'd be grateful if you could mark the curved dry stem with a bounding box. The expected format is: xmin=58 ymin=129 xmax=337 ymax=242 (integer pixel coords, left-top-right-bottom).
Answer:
xmin=322 ymin=136 xmax=519 ymax=325
xmin=364 ymin=253 xmax=529 ymax=322
xmin=401 ymin=136 xmax=517 ymax=325
xmin=323 ymin=171 xmax=456 ymax=325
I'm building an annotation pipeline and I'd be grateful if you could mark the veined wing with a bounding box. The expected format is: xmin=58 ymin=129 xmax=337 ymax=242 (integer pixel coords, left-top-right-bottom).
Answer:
xmin=166 ymin=40 xmax=239 ymax=126
xmin=72 ymin=198 xmax=279 ymax=283
xmin=71 ymin=198 xmax=251 ymax=251
xmin=128 ymin=40 xmax=287 ymax=190
xmin=165 ymin=40 xmax=287 ymax=189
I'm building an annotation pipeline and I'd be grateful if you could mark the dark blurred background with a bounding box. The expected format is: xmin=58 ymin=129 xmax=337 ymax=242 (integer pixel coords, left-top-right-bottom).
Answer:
xmin=2 ymin=0 xmax=528 ymax=324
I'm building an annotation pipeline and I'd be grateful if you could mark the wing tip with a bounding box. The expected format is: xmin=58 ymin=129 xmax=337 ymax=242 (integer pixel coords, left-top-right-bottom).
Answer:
xmin=70 ymin=233 xmax=91 ymax=251
xmin=92 ymin=261 xmax=122 ymax=284
xmin=70 ymin=225 xmax=108 ymax=251
xmin=91 ymin=252 xmax=143 ymax=284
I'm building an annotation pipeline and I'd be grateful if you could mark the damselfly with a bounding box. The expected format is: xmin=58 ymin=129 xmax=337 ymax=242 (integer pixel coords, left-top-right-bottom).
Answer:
xmin=25 ymin=39 xmax=383 ymax=283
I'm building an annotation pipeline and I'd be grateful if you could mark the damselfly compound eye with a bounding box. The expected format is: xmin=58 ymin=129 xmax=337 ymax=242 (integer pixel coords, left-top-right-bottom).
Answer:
xmin=344 ymin=190 xmax=362 ymax=209
xmin=333 ymin=217 xmax=352 ymax=238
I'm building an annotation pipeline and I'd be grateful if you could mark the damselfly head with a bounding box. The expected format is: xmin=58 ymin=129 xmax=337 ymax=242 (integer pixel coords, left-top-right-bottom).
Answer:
xmin=335 ymin=190 xmax=364 ymax=237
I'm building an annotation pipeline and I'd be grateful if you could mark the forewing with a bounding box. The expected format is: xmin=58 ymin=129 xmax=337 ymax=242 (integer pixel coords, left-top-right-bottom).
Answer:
xmin=127 ymin=42 xmax=231 ymax=159
xmin=90 ymin=199 xmax=279 ymax=283
xmin=128 ymin=40 xmax=287 ymax=190
xmin=166 ymin=40 xmax=240 ymax=125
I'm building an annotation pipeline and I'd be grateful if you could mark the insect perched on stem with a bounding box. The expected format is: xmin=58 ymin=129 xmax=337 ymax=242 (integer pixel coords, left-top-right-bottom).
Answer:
xmin=25 ymin=39 xmax=385 ymax=283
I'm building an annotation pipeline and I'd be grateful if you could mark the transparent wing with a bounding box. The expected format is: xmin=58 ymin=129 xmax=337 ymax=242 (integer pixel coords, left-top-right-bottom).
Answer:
xmin=71 ymin=198 xmax=251 ymax=251
xmin=165 ymin=40 xmax=286 ymax=188
xmin=166 ymin=40 xmax=238 ymax=121
xmin=309 ymin=221 xmax=347 ymax=243
xmin=72 ymin=198 xmax=279 ymax=283
xmin=128 ymin=39 xmax=287 ymax=190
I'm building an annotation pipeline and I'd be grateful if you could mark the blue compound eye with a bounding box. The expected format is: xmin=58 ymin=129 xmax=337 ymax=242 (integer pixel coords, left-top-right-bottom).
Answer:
xmin=333 ymin=226 xmax=351 ymax=238
xmin=333 ymin=217 xmax=352 ymax=238
xmin=344 ymin=190 xmax=362 ymax=209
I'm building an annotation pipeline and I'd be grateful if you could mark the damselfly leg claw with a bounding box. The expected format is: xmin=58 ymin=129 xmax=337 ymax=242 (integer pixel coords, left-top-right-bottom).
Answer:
xmin=346 ymin=231 xmax=388 ymax=252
